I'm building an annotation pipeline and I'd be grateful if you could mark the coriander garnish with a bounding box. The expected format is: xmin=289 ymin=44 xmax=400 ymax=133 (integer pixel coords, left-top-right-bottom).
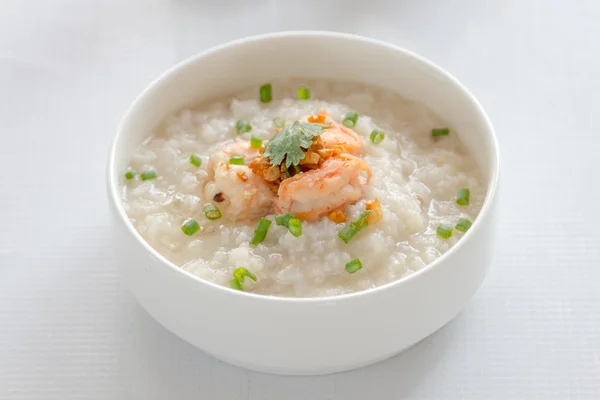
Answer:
xmin=263 ymin=121 xmax=329 ymax=167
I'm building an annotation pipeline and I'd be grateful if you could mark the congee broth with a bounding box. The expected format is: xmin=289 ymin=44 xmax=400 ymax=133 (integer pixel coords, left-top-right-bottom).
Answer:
xmin=122 ymin=79 xmax=485 ymax=297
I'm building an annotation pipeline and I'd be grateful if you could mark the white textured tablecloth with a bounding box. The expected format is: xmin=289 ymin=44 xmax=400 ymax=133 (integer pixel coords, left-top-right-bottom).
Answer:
xmin=1 ymin=0 xmax=599 ymax=398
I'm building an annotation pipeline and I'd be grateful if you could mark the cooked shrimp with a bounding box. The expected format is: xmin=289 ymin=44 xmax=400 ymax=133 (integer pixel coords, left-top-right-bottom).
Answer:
xmin=208 ymin=140 xmax=261 ymax=169
xmin=204 ymin=141 xmax=275 ymax=221
xmin=275 ymin=153 xmax=372 ymax=221
xmin=302 ymin=109 xmax=363 ymax=154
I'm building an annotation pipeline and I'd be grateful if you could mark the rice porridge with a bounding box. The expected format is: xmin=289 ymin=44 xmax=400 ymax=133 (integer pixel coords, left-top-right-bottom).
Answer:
xmin=121 ymin=79 xmax=486 ymax=297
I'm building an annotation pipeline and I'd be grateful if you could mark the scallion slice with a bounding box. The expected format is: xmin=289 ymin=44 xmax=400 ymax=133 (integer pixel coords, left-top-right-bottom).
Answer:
xmin=250 ymin=135 xmax=263 ymax=149
xmin=273 ymin=117 xmax=285 ymax=128
xmin=260 ymin=83 xmax=272 ymax=103
xmin=189 ymin=154 xmax=202 ymax=167
xmin=370 ymin=129 xmax=385 ymax=144
xmin=456 ymin=188 xmax=470 ymax=206
xmin=230 ymin=278 xmax=243 ymax=291
xmin=275 ymin=213 xmax=295 ymax=227
xmin=338 ymin=210 xmax=371 ymax=243
xmin=140 ymin=170 xmax=157 ymax=181
xmin=235 ymin=119 xmax=252 ymax=134
xmin=233 ymin=267 xmax=257 ymax=283
xmin=203 ymin=203 xmax=222 ymax=220
xmin=288 ymin=218 xmax=302 ymax=237
xmin=250 ymin=218 xmax=271 ymax=246
xmin=342 ymin=111 xmax=359 ymax=128
xmin=436 ymin=224 xmax=453 ymax=239
xmin=229 ymin=156 xmax=244 ymax=165
xmin=230 ymin=267 xmax=257 ymax=291
xmin=181 ymin=218 xmax=200 ymax=236
xmin=298 ymin=86 xmax=311 ymax=100
xmin=125 ymin=170 xmax=137 ymax=180
xmin=345 ymin=258 xmax=363 ymax=274
xmin=432 ymin=128 xmax=450 ymax=137
xmin=455 ymin=218 xmax=472 ymax=232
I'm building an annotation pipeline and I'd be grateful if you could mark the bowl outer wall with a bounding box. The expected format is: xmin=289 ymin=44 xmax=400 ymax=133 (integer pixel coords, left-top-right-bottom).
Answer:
xmin=107 ymin=32 xmax=500 ymax=375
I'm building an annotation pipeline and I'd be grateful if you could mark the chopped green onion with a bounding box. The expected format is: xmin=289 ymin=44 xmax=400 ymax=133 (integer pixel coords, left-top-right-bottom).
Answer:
xmin=456 ymin=188 xmax=470 ymax=206
xmin=250 ymin=135 xmax=263 ymax=149
xmin=260 ymin=83 xmax=272 ymax=103
xmin=250 ymin=218 xmax=271 ymax=246
xmin=230 ymin=278 xmax=243 ymax=291
xmin=338 ymin=210 xmax=371 ymax=244
xmin=125 ymin=170 xmax=137 ymax=180
xmin=273 ymin=116 xmax=285 ymax=128
xmin=456 ymin=218 xmax=472 ymax=232
xmin=229 ymin=267 xmax=257 ymax=291
xmin=140 ymin=170 xmax=157 ymax=181
xmin=432 ymin=128 xmax=450 ymax=137
xmin=436 ymin=224 xmax=453 ymax=239
xmin=298 ymin=86 xmax=311 ymax=100
xmin=283 ymin=167 xmax=291 ymax=178
xmin=275 ymin=213 xmax=295 ymax=227
xmin=189 ymin=154 xmax=202 ymax=167
xmin=342 ymin=111 xmax=359 ymax=128
xmin=288 ymin=218 xmax=302 ymax=237
xmin=235 ymin=119 xmax=252 ymax=134
xmin=345 ymin=258 xmax=363 ymax=274
xmin=370 ymin=129 xmax=385 ymax=144
xmin=233 ymin=267 xmax=257 ymax=283
xmin=229 ymin=156 xmax=244 ymax=165
xmin=181 ymin=218 xmax=200 ymax=236
xmin=293 ymin=165 xmax=300 ymax=174
xmin=203 ymin=203 xmax=222 ymax=220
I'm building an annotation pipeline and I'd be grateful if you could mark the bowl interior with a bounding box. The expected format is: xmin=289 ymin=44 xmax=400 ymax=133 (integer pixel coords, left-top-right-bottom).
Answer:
xmin=109 ymin=31 xmax=499 ymax=293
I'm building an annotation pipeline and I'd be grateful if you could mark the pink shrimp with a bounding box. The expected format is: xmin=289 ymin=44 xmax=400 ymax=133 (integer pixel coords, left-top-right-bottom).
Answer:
xmin=275 ymin=153 xmax=372 ymax=221
xmin=204 ymin=140 xmax=275 ymax=221
xmin=301 ymin=109 xmax=363 ymax=154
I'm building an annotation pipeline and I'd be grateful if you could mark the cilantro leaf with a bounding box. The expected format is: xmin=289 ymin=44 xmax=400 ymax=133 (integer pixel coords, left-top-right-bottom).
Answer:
xmin=264 ymin=121 xmax=329 ymax=167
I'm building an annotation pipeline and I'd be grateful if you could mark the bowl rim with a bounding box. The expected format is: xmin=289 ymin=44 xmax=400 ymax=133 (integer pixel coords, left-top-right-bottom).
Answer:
xmin=107 ymin=30 xmax=500 ymax=304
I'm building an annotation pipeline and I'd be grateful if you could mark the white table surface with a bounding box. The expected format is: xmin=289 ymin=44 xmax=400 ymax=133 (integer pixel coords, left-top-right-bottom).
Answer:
xmin=1 ymin=0 xmax=599 ymax=398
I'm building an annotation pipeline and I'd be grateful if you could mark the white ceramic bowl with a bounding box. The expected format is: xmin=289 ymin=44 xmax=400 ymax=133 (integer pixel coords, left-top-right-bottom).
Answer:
xmin=107 ymin=31 xmax=500 ymax=376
